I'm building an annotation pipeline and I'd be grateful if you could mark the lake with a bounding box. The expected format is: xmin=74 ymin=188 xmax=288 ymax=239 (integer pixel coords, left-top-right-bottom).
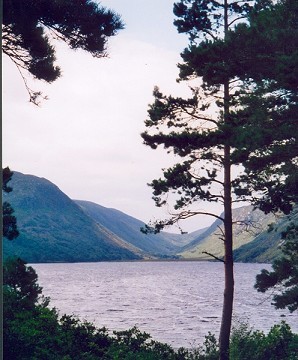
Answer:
xmin=32 ymin=261 xmax=298 ymax=349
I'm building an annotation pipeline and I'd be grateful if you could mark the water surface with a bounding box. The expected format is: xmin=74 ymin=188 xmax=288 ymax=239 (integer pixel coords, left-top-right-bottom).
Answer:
xmin=33 ymin=261 xmax=297 ymax=349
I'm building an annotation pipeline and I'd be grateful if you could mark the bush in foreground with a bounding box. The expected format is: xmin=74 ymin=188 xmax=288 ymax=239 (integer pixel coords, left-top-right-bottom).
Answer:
xmin=230 ymin=321 xmax=298 ymax=360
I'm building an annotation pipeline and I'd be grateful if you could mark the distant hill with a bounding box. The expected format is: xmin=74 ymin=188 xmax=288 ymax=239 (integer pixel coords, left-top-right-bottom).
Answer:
xmin=4 ymin=171 xmax=295 ymax=263
xmin=3 ymin=172 xmax=142 ymax=263
xmin=234 ymin=207 xmax=298 ymax=263
xmin=75 ymin=200 xmax=199 ymax=256
xmin=179 ymin=206 xmax=277 ymax=261
xmin=3 ymin=172 xmax=198 ymax=263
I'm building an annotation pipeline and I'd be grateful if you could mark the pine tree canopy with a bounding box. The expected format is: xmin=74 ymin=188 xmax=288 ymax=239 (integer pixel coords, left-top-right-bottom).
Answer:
xmin=142 ymin=0 xmax=297 ymax=228
xmin=142 ymin=4 xmax=297 ymax=355
xmin=2 ymin=0 xmax=124 ymax=102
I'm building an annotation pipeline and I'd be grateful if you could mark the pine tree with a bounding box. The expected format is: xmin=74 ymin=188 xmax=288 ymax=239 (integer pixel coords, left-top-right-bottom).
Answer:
xmin=141 ymin=1 xmax=297 ymax=358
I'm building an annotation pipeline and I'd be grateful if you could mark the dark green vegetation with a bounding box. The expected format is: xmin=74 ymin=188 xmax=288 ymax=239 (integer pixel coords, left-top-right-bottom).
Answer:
xmin=228 ymin=321 xmax=298 ymax=360
xmin=225 ymin=0 xmax=298 ymax=215
xmin=2 ymin=167 xmax=19 ymax=240
xmin=2 ymin=0 xmax=123 ymax=104
xmin=141 ymin=0 xmax=297 ymax=357
xmin=255 ymin=221 xmax=298 ymax=313
xmin=4 ymin=257 xmax=298 ymax=360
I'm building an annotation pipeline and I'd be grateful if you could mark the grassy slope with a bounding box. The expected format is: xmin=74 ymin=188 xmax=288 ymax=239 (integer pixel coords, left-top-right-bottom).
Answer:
xmin=179 ymin=206 xmax=276 ymax=261
xmin=234 ymin=208 xmax=298 ymax=263
xmin=75 ymin=200 xmax=202 ymax=256
xmin=3 ymin=172 xmax=141 ymax=262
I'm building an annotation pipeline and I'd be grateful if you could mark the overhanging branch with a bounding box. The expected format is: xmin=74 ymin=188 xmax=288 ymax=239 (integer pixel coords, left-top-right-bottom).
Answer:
xmin=202 ymin=251 xmax=225 ymax=263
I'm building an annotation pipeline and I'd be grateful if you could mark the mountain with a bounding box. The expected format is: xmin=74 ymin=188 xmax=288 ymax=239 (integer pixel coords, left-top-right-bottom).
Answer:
xmin=179 ymin=206 xmax=276 ymax=260
xmin=3 ymin=171 xmax=199 ymax=262
xmin=234 ymin=207 xmax=298 ymax=263
xmin=75 ymin=200 xmax=198 ymax=256
xmin=3 ymin=172 xmax=143 ymax=263
xmin=4 ymin=171 xmax=295 ymax=263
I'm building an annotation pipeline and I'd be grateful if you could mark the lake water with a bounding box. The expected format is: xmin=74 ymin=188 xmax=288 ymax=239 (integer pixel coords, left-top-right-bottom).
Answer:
xmin=32 ymin=261 xmax=297 ymax=349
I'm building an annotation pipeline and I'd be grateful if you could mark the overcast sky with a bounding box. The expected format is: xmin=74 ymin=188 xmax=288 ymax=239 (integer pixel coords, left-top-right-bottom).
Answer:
xmin=3 ymin=0 xmax=223 ymax=232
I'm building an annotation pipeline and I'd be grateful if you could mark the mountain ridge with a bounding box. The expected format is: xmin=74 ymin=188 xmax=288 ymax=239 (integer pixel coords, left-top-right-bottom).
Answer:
xmin=3 ymin=171 xmax=293 ymax=263
xmin=3 ymin=172 xmax=142 ymax=262
xmin=3 ymin=172 xmax=200 ymax=262
xmin=75 ymin=200 xmax=203 ymax=255
xmin=179 ymin=206 xmax=276 ymax=260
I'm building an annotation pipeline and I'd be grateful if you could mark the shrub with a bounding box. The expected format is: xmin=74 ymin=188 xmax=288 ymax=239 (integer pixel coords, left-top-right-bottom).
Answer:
xmin=229 ymin=321 xmax=298 ymax=360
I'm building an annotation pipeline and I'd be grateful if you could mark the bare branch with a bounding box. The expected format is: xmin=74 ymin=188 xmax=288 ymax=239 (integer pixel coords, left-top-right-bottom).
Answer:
xmin=168 ymin=210 xmax=224 ymax=223
xmin=7 ymin=54 xmax=47 ymax=106
xmin=202 ymin=251 xmax=225 ymax=263
xmin=215 ymin=225 xmax=225 ymax=241
xmin=180 ymin=106 xmax=220 ymax=126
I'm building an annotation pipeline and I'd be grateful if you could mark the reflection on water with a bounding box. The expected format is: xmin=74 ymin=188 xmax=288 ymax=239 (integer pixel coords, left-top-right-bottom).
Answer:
xmin=33 ymin=261 xmax=297 ymax=349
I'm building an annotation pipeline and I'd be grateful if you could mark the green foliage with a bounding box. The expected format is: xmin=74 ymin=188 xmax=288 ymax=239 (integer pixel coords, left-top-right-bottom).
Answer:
xmin=2 ymin=0 xmax=124 ymax=103
xmin=191 ymin=333 xmax=219 ymax=360
xmin=255 ymin=220 xmax=298 ymax=312
xmin=227 ymin=0 xmax=298 ymax=89
xmin=3 ymin=167 xmax=14 ymax=192
xmin=225 ymin=0 xmax=298 ymax=215
xmin=3 ymin=258 xmax=55 ymax=359
xmin=2 ymin=167 xmax=19 ymax=240
xmin=57 ymin=315 xmax=112 ymax=359
xmin=145 ymin=2 xmax=287 ymax=359
xmin=4 ymin=305 xmax=61 ymax=360
xmin=2 ymin=201 xmax=19 ymax=240
xmin=141 ymin=0 xmax=297 ymax=233
xmin=3 ymin=257 xmax=46 ymax=311
xmin=229 ymin=321 xmax=298 ymax=360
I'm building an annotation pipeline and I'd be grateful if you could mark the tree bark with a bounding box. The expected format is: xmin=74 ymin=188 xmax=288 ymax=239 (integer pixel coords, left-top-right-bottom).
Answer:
xmin=219 ymin=3 xmax=234 ymax=355
xmin=219 ymin=143 xmax=234 ymax=360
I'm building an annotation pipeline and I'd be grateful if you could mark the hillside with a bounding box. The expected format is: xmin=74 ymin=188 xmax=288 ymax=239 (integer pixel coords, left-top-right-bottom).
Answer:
xmin=4 ymin=171 xmax=295 ymax=263
xmin=75 ymin=200 xmax=199 ymax=256
xmin=179 ymin=206 xmax=276 ymax=260
xmin=3 ymin=172 xmax=142 ymax=263
xmin=234 ymin=208 xmax=298 ymax=263
xmin=3 ymin=171 xmax=199 ymax=263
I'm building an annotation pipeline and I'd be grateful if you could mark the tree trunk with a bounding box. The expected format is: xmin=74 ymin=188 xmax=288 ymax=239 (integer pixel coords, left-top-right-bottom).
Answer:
xmin=219 ymin=3 xmax=234 ymax=353
xmin=219 ymin=158 xmax=234 ymax=359
xmin=219 ymin=143 xmax=234 ymax=360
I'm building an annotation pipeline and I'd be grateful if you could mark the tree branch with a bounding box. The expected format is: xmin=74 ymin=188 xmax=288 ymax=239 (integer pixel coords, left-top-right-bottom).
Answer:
xmin=202 ymin=251 xmax=225 ymax=263
xmin=228 ymin=15 xmax=247 ymax=27
xmin=168 ymin=210 xmax=224 ymax=222
xmin=8 ymin=55 xmax=47 ymax=106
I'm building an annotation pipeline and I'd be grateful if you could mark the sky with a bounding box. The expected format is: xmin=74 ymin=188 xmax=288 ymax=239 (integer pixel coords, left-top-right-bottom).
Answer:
xmin=2 ymin=0 xmax=224 ymax=232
